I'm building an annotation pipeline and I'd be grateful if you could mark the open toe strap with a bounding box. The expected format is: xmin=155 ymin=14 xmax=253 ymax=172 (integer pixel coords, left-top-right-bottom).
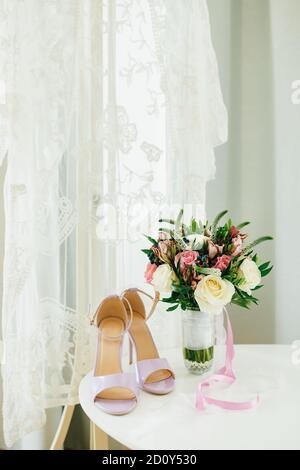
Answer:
xmin=91 ymin=372 xmax=139 ymax=403
xmin=135 ymin=358 xmax=175 ymax=386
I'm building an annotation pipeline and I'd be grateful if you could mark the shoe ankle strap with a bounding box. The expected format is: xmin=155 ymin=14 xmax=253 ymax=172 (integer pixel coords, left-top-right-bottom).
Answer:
xmin=121 ymin=295 xmax=134 ymax=330
xmin=121 ymin=288 xmax=160 ymax=321
xmin=89 ymin=295 xmax=134 ymax=334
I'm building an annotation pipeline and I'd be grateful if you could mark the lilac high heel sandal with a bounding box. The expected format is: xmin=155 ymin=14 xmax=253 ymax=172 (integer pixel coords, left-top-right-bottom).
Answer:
xmin=122 ymin=289 xmax=175 ymax=395
xmin=90 ymin=295 xmax=139 ymax=415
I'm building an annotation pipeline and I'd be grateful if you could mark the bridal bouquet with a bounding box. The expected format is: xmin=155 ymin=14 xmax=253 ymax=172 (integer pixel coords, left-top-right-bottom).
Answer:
xmin=143 ymin=210 xmax=273 ymax=314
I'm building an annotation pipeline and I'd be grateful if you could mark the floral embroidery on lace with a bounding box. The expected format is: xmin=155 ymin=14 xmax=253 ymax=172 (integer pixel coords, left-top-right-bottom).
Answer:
xmin=141 ymin=141 xmax=162 ymax=162
xmin=104 ymin=106 xmax=138 ymax=154
xmin=0 ymin=0 xmax=227 ymax=448
xmin=58 ymin=197 xmax=78 ymax=246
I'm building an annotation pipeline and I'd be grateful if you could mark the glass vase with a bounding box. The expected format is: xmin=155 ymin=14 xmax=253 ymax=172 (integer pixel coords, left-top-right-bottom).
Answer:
xmin=181 ymin=309 xmax=214 ymax=375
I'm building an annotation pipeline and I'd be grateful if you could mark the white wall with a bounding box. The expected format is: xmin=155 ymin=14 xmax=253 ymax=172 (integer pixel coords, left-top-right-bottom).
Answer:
xmin=207 ymin=0 xmax=275 ymax=343
xmin=270 ymin=0 xmax=300 ymax=343
xmin=207 ymin=0 xmax=300 ymax=344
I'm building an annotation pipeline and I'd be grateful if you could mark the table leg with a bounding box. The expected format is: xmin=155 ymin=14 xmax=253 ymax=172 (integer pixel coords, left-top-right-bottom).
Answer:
xmin=90 ymin=421 xmax=109 ymax=450
xmin=50 ymin=405 xmax=75 ymax=450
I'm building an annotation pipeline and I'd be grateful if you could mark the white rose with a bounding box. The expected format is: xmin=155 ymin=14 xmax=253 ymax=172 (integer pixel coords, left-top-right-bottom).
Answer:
xmin=238 ymin=258 xmax=261 ymax=295
xmin=194 ymin=274 xmax=235 ymax=315
xmin=152 ymin=264 xmax=176 ymax=293
xmin=185 ymin=234 xmax=207 ymax=250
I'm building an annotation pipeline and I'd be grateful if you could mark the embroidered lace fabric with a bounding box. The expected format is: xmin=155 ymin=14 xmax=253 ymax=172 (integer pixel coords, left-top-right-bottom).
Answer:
xmin=0 ymin=0 xmax=227 ymax=446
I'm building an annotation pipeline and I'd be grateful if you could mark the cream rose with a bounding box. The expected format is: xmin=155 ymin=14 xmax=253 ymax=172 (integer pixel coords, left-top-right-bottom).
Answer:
xmin=185 ymin=234 xmax=207 ymax=250
xmin=152 ymin=264 xmax=176 ymax=294
xmin=238 ymin=258 xmax=261 ymax=295
xmin=194 ymin=274 xmax=235 ymax=315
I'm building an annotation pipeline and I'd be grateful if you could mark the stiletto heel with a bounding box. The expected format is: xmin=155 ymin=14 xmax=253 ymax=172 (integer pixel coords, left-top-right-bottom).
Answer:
xmin=129 ymin=337 xmax=133 ymax=365
xmin=89 ymin=295 xmax=139 ymax=415
xmin=122 ymin=288 xmax=175 ymax=395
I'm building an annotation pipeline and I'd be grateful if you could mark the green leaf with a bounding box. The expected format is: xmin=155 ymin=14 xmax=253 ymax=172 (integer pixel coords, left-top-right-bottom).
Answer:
xmin=158 ymin=218 xmax=175 ymax=225
xmin=166 ymin=304 xmax=179 ymax=312
xmin=182 ymin=223 xmax=191 ymax=236
xmin=259 ymin=261 xmax=270 ymax=271
xmin=191 ymin=218 xmax=197 ymax=233
xmin=235 ymin=288 xmax=247 ymax=299
xmin=231 ymin=290 xmax=259 ymax=309
xmin=222 ymin=255 xmax=240 ymax=274
xmin=211 ymin=209 xmax=228 ymax=233
xmin=161 ymin=297 xmax=174 ymax=303
xmin=243 ymin=236 xmax=273 ymax=253
xmin=261 ymin=266 xmax=273 ymax=277
xmin=252 ymin=284 xmax=264 ymax=290
xmin=236 ymin=221 xmax=250 ymax=230
xmin=144 ymin=234 xmax=158 ymax=246
xmin=141 ymin=249 xmax=152 ymax=255
xmin=231 ymin=297 xmax=250 ymax=309
xmin=235 ymin=288 xmax=258 ymax=304
xmin=175 ymin=209 xmax=184 ymax=231
xmin=162 ymin=291 xmax=179 ymax=302
xmin=196 ymin=267 xmax=221 ymax=276
xmin=158 ymin=228 xmax=174 ymax=237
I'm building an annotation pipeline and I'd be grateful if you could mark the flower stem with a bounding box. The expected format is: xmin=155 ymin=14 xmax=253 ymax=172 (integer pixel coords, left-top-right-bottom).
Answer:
xmin=183 ymin=346 xmax=214 ymax=364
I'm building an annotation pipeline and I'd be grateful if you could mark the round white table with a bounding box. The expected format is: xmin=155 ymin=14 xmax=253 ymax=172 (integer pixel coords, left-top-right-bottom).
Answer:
xmin=79 ymin=345 xmax=300 ymax=450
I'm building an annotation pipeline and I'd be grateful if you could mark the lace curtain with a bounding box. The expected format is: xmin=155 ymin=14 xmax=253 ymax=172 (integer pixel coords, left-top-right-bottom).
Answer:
xmin=0 ymin=0 xmax=227 ymax=447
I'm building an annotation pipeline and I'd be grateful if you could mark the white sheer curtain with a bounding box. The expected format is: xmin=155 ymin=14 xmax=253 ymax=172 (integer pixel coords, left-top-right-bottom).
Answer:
xmin=0 ymin=0 xmax=226 ymax=447
xmin=0 ymin=0 xmax=102 ymax=447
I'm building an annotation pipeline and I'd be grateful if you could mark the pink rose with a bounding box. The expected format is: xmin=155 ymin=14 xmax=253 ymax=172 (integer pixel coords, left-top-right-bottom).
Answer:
xmin=175 ymin=251 xmax=198 ymax=273
xmin=231 ymin=235 xmax=243 ymax=257
xmin=144 ymin=263 xmax=157 ymax=284
xmin=208 ymin=240 xmax=224 ymax=259
xmin=214 ymin=255 xmax=232 ymax=271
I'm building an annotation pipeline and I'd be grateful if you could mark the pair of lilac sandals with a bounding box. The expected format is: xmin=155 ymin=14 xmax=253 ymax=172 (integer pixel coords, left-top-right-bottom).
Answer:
xmin=90 ymin=289 xmax=175 ymax=415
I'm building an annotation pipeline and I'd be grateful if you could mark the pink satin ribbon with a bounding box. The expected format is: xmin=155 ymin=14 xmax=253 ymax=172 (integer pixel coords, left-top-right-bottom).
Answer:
xmin=196 ymin=309 xmax=260 ymax=412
